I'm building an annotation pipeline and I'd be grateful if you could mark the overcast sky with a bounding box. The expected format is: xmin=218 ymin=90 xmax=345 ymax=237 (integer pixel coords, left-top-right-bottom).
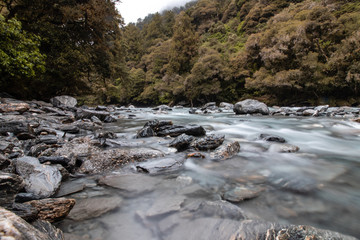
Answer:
xmin=117 ymin=0 xmax=193 ymax=24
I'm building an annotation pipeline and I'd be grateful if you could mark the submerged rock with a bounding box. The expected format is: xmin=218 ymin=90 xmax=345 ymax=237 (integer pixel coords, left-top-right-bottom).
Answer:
xmin=190 ymin=134 xmax=225 ymax=151
xmin=192 ymin=200 xmax=247 ymax=220
xmin=268 ymin=144 xmax=299 ymax=153
xmin=234 ymin=99 xmax=269 ymax=115
xmin=223 ymin=186 xmax=264 ymax=203
xmin=68 ymin=197 xmax=122 ymax=221
xmin=146 ymin=195 xmax=185 ymax=217
xmin=210 ymin=141 xmax=240 ymax=160
xmin=15 ymin=156 xmax=62 ymax=198
xmin=99 ymin=174 xmax=161 ymax=197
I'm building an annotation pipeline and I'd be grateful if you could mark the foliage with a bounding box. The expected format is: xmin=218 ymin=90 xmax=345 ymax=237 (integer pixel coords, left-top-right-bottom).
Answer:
xmin=0 ymin=14 xmax=45 ymax=98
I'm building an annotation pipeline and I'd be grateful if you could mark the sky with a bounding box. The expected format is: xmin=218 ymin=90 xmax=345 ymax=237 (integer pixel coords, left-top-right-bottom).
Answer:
xmin=117 ymin=0 xmax=193 ymax=24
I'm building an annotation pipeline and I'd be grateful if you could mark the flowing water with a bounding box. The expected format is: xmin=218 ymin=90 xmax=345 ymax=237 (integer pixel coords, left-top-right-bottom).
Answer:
xmin=57 ymin=108 xmax=360 ymax=240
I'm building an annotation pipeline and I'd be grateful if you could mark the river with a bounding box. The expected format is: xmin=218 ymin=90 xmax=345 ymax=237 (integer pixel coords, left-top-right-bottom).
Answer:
xmin=56 ymin=108 xmax=360 ymax=239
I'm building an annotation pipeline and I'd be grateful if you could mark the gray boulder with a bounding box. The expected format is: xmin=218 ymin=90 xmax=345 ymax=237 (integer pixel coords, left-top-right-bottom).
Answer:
xmin=15 ymin=156 xmax=62 ymax=198
xmin=50 ymin=95 xmax=77 ymax=108
xmin=234 ymin=99 xmax=269 ymax=115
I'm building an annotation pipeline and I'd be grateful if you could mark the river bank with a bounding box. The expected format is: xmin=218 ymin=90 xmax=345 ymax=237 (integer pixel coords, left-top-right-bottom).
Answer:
xmin=1 ymin=96 xmax=359 ymax=239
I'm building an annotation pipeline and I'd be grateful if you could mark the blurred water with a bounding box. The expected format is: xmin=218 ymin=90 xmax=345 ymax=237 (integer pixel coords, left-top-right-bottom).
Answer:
xmin=57 ymin=108 xmax=360 ymax=239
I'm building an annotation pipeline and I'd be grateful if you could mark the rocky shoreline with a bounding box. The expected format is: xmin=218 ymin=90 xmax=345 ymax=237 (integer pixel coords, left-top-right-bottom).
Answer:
xmin=0 ymin=96 xmax=359 ymax=239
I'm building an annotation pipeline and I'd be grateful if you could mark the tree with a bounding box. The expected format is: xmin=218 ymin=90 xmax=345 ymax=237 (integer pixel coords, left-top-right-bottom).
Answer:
xmin=0 ymin=14 xmax=45 ymax=98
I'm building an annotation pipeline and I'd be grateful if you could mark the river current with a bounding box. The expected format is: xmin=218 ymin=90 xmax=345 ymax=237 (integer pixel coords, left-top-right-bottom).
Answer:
xmin=57 ymin=108 xmax=360 ymax=239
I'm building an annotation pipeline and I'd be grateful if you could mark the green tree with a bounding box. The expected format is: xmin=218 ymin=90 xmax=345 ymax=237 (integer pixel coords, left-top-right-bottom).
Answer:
xmin=0 ymin=14 xmax=45 ymax=98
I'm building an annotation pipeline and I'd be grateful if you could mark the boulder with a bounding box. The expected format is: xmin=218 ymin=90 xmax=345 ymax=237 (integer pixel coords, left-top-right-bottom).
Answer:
xmin=76 ymin=109 xmax=110 ymax=121
xmin=67 ymin=197 xmax=122 ymax=221
xmin=210 ymin=141 xmax=240 ymax=160
xmin=0 ymin=172 xmax=25 ymax=207
xmin=136 ymin=126 xmax=156 ymax=138
xmin=219 ymin=102 xmax=234 ymax=110
xmin=25 ymin=198 xmax=75 ymax=222
xmin=50 ymin=95 xmax=77 ymax=108
xmin=234 ymin=99 xmax=269 ymax=115
xmin=157 ymin=124 xmax=206 ymax=137
xmin=169 ymin=134 xmax=194 ymax=151
xmin=190 ymin=134 xmax=225 ymax=151
xmin=0 ymin=207 xmax=64 ymax=240
xmin=15 ymin=156 xmax=62 ymax=198
xmin=0 ymin=102 xmax=30 ymax=114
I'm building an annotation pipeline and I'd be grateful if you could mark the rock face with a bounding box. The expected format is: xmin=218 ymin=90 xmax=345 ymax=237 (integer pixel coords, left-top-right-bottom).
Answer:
xmin=234 ymin=99 xmax=269 ymax=115
xmin=210 ymin=141 xmax=240 ymax=160
xmin=0 ymin=207 xmax=64 ymax=240
xmin=190 ymin=134 xmax=225 ymax=150
xmin=0 ymin=172 xmax=25 ymax=207
xmin=15 ymin=156 xmax=62 ymax=198
xmin=25 ymin=198 xmax=76 ymax=222
xmin=0 ymin=102 xmax=30 ymax=114
xmin=50 ymin=95 xmax=77 ymax=108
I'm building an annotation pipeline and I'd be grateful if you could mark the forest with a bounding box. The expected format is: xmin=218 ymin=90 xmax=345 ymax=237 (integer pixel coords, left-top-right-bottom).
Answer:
xmin=1 ymin=0 xmax=360 ymax=106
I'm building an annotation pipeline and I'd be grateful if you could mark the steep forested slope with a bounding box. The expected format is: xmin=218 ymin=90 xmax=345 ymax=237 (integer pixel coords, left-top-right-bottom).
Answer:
xmin=1 ymin=0 xmax=359 ymax=106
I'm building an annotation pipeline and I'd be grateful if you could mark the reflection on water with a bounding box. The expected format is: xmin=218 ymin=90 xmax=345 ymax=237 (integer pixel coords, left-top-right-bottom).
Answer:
xmin=57 ymin=109 xmax=360 ymax=239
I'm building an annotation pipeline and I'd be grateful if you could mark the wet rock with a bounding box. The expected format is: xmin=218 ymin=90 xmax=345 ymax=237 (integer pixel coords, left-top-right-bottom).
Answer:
xmin=9 ymin=203 xmax=38 ymax=221
xmin=268 ymin=144 xmax=299 ymax=153
xmin=95 ymin=105 xmax=108 ymax=111
xmin=169 ymin=134 xmax=194 ymax=151
xmin=0 ymin=172 xmax=25 ymax=207
xmin=219 ymin=102 xmax=234 ymax=110
xmin=223 ymin=186 xmax=264 ymax=202
xmin=99 ymin=174 xmax=161 ymax=196
xmin=136 ymin=157 xmax=184 ymax=174
xmin=50 ymin=95 xmax=77 ymax=108
xmin=0 ymin=154 xmax=14 ymax=172
xmin=210 ymin=141 xmax=240 ymax=160
xmin=187 ymin=152 xmax=206 ymax=158
xmin=32 ymin=220 xmax=65 ymax=240
xmin=0 ymin=120 xmax=32 ymax=136
xmin=59 ymin=125 xmax=80 ymax=134
xmin=37 ymin=135 xmax=58 ymax=144
xmin=104 ymin=115 xmax=117 ymax=123
xmin=258 ymin=134 xmax=286 ymax=143
xmin=55 ymin=180 xmax=86 ymax=197
xmin=0 ymin=207 xmax=64 ymax=240
xmin=190 ymin=134 xmax=225 ymax=151
xmin=192 ymin=200 xmax=247 ymax=220
xmin=41 ymin=106 xmax=69 ymax=116
xmin=315 ymin=105 xmax=329 ymax=112
xmin=25 ymin=198 xmax=75 ymax=222
xmin=234 ymin=99 xmax=269 ymax=115
xmin=152 ymin=105 xmax=172 ymax=111
xmin=91 ymin=115 xmax=103 ymax=125
xmin=136 ymin=126 xmax=156 ymax=138
xmin=157 ymin=124 xmax=206 ymax=137
xmin=201 ymin=102 xmax=217 ymax=111
xmin=15 ymin=156 xmax=62 ymax=198
xmin=145 ymin=119 xmax=173 ymax=129
xmin=75 ymin=120 xmax=102 ymax=131
xmin=303 ymin=109 xmax=316 ymax=116
xmin=94 ymin=130 xmax=117 ymax=139
xmin=15 ymin=192 xmax=40 ymax=203
xmin=76 ymin=109 xmax=110 ymax=121
xmin=38 ymin=156 xmax=70 ymax=167
xmin=146 ymin=195 xmax=185 ymax=217
xmin=0 ymin=102 xmax=30 ymax=114
xmin=67 ymin=196 xmax=122 ymax=221
xmin=78 ymin=147 xmax=164 ymax=174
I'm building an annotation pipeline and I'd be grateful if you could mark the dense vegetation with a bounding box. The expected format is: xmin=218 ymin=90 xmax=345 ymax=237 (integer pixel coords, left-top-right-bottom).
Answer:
xmin=1 ymin=0 xmax=360 ymax=106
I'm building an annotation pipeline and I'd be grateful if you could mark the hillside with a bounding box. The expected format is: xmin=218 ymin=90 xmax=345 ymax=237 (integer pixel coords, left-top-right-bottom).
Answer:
xmin=1 ymin=0 xmax=359 ymax=106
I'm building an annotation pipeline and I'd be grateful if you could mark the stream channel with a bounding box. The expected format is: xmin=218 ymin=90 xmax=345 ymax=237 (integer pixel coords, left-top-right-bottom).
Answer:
xmin=56 ymin=108 xmax=360 ymax=240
